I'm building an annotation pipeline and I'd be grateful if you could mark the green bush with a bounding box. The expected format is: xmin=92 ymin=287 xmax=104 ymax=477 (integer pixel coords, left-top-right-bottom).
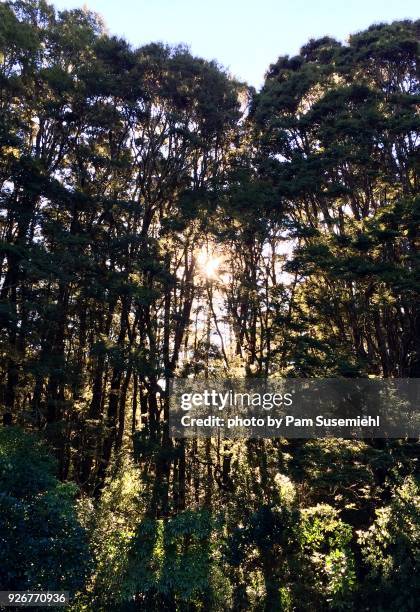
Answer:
xmin=0 ymin=427 xmax=92 ymax=592
xmin=299 ymin=504 xmax=356 ymax=610
xmin=358 ymin=476 xmax=419 ymax=612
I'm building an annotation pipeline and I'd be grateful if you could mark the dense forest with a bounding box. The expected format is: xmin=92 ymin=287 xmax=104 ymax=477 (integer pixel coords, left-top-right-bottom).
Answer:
xmin=0 ymin=1 xmax=419 ymax=610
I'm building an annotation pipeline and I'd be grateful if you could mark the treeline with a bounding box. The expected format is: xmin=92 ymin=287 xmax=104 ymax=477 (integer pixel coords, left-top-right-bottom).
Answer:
xmin=0 ymin=1 xmax=419 ymax=610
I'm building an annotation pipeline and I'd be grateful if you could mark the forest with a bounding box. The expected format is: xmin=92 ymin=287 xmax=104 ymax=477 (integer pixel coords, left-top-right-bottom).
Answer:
xmin=0 ymin=1 xmax=419 ymax=610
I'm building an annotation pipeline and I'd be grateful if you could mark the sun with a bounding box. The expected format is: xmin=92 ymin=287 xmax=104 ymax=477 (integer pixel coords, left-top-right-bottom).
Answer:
xmin=197 ymin=250 xmax=221 ymax=279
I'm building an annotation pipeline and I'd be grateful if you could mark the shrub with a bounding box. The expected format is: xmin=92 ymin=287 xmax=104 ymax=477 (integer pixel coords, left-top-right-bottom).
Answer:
xmin=0 ymin=427 xmax=92 ymax=592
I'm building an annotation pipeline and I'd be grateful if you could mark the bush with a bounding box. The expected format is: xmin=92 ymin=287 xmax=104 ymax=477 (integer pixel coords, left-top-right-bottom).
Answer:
xmin=0 ymin=427 xmax=92 ymax=592
xmin=358 ymin=476 xmax=419 ymax=611
xmin=299 ymin=504 xmax=356 ymax=610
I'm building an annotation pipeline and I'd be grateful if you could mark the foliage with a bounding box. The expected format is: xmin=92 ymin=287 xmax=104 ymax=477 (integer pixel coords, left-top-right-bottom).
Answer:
xmin=91 ymin=506 xmax=230 ymax=611
xmin=300 ymin=504 xmax=356 ymax=609
xmin=357 ymin=476 xmax=420 ymax=611
xmin=0 ymin=427 xmax=92 ymax=592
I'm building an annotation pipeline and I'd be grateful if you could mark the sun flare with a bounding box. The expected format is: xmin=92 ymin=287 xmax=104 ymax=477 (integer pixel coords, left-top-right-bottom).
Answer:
xmin=197 ymin=250 xmax=221 ymax=279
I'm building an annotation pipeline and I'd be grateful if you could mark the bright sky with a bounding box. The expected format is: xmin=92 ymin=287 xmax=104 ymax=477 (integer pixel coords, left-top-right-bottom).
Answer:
xmin=52 ymin=0 xmax=419 ymax=87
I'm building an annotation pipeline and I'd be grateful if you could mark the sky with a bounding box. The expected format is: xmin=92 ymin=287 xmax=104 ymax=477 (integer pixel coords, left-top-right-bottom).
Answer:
xmin=52 ymin=0 xmax=419 ymax=88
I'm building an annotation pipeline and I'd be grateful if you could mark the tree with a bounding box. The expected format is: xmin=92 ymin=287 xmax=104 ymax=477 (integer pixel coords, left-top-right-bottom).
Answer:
xmin=252 ymin=21 xmax=419 ymax=378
